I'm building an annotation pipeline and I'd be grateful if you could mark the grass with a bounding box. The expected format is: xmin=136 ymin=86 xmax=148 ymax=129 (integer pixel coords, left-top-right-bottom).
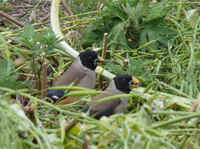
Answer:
xmin=0 ymin=0 xmax=200 ymax=148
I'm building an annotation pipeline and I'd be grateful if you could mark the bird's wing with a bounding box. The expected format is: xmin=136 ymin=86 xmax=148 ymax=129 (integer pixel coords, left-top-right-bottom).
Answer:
xmin=89 ymin=92 xmax=122 ymax=119
xmin=114 ymin=98 xmax=128 ymax=113
xmin=54 ymin=59 xmax=87 ymax=86
xmin=78 ymin=70 xmax=96 ymax=89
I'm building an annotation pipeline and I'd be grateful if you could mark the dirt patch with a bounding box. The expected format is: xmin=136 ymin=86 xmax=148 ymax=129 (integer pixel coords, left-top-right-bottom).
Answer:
xmin=0 ymin=0 xmax=51 ymax=28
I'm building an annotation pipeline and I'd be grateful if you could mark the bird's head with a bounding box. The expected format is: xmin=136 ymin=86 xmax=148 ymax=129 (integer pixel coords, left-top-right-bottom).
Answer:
xmin=114 ymin=74 xmax=139 ymax=93
xmin=79 ymin=50 xmax=104 ymax=70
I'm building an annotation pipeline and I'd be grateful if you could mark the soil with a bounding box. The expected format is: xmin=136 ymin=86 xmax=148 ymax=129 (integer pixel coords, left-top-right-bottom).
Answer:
xmin=0 ymin=0 xmax=51 ymax=29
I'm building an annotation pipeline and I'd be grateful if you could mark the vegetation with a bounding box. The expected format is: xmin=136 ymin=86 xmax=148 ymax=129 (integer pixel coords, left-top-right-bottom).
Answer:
xmin=0 ymin=0 xmax=200 ymax=148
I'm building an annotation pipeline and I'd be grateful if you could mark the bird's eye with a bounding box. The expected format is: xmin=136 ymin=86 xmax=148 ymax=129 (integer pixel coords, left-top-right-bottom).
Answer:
xmin=128 ymin=81 xmax=133 ymax=86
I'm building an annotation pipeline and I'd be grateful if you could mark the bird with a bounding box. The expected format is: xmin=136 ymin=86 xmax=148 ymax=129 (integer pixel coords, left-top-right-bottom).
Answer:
xmin=47 ymin=50 xmax=104 ymax=101
xmin=88 ymin=74 xmax=139 ymax=119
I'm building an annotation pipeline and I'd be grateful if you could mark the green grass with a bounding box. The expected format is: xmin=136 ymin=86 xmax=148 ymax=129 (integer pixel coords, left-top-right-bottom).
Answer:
xmin=0 ymin=0 xmax=200 ymax=148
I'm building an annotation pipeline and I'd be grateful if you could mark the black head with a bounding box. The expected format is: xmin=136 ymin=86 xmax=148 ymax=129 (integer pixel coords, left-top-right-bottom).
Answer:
xmin=114 ymin=74 xmax=139 ymax=93
xmin=79 ymin=50 xmax=100 ymax=70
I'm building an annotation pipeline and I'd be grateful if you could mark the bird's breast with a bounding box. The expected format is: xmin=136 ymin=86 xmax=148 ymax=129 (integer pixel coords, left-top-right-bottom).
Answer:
xmin=78 ymin=70 xmax=96 ymax=89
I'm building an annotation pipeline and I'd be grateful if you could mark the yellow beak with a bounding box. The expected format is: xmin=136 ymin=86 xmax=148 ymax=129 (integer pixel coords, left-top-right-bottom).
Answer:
xmin=131 ymin=77 xmax=140 ymax=88
xmin=99 ymin=57 xmax=104 ymax=62
xmin=97 ymin=57 xmax=104 ymax=66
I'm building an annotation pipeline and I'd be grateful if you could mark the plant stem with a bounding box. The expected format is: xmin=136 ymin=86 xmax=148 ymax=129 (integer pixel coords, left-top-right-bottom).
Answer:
xmin=0 ymin=11 xmax=24 ymax=27
xmin=152 ymin=112 xmax=200 ymax=129
xmin=99 ymin=33 xmax=108 ymax=89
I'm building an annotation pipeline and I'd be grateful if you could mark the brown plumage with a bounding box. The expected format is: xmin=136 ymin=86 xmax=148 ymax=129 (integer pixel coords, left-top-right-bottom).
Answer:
xmin=54 ymin=58 xmax=96 ymax=88
xmin=47 ymin=50 xmax=103 ymax=101
xmin=88 ymin=74 xmax=139 ymax=119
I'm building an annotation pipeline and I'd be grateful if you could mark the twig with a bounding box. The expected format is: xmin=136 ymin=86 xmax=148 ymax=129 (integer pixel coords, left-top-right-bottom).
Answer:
xmin=82 ymin=136 xmax=90 ymax=149
xmin=41 ymin=61 xmax=48 ymax=98
xmin=61 ymin=0 xmax=73 ymax=19
xmin=41 ymin=14 xmax=50 ymax=22
xmin=103 ymin=33 xmax=108 ymax=59
xmin=0 ymin=11 xmax=24 ymax=27
xmin=99 ymin=33 xmax=108 ymax=89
